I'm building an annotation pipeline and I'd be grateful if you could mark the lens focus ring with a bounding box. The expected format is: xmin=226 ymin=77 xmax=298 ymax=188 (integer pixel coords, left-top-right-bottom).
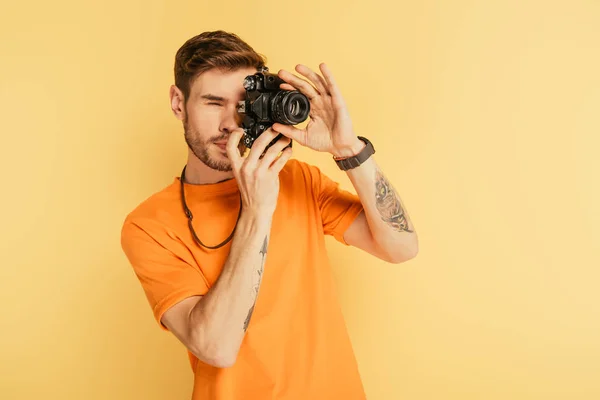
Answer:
xmin=271 ymin=91 xmax=310 ymax=125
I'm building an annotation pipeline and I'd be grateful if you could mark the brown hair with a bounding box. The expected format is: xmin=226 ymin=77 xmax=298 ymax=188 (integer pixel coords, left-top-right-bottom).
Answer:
xmin=174 ymin=30 xmax=267 ymax=103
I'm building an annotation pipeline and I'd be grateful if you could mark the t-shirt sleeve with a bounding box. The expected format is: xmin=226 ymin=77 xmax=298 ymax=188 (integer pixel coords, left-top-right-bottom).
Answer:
xmin=303 ymin=161 xmax=364 ymax=246
xmin=120 ymin=217 xmax=210 ymax=331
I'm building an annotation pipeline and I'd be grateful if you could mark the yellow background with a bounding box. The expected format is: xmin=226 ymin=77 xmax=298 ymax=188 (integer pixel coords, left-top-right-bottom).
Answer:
xmin=1 ymin=0 xmax=599 ymax=399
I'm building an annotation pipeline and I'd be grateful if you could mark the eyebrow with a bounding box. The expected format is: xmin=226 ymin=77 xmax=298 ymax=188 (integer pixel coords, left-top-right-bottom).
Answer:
xmin=200 ymin=94 xmax=227 ymax=102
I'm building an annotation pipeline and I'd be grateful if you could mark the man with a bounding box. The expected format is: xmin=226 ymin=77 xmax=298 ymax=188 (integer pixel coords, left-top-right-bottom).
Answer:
xmin=120 ymin=30 xmax=418 ymax=400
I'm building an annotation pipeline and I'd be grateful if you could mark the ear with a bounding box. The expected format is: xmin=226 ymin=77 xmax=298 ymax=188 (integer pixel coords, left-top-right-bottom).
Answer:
xmin=169 ymin=85 xmax=186 ymax=121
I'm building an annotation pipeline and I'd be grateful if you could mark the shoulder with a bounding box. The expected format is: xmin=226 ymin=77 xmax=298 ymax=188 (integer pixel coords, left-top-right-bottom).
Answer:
xmin=121 ymin=178 xmax=181 ymax=238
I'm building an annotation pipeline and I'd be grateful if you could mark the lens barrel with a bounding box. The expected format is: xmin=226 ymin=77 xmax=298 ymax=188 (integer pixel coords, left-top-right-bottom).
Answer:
xmin=271 ymin=90 xmax=310 ymax=125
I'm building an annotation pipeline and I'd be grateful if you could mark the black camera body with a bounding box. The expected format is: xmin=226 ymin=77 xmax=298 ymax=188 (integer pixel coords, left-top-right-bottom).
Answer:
xmin=237 ymin=66 xmax=311 ymax=152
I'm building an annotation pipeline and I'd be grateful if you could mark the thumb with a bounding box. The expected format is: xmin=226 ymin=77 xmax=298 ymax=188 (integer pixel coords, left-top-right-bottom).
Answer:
xmin=272 ymin=123 xmax=306 ymax=145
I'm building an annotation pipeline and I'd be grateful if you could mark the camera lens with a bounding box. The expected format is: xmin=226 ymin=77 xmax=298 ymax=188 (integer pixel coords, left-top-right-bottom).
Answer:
xmin=271 ymin=91 xmax=310 ymax=125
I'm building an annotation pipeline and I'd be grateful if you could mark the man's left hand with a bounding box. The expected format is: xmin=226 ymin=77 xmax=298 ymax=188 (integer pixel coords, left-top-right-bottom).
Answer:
xmin=272 ymin=63 xmax=364 ymax=158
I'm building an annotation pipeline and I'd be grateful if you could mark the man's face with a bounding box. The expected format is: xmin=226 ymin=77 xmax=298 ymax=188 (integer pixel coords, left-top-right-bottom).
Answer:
xmin=182 ymin=67 xmax=256 ymax=172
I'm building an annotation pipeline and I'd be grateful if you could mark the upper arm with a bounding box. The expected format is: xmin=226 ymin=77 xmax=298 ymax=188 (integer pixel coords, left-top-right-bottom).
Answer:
xmin=343 ymin=210 xmax=395 ymax=263
xmin=120 ymin=219 xmax=214 ymax=357
xmin=298 ymin=160 xmax=398 ymax=262
xmin=120 ymin=219 xmax=209 ymax=324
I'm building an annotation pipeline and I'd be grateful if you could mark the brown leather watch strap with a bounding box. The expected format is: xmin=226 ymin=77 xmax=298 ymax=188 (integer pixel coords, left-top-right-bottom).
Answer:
xmin=334 ymin=136 xmax=375 ymax=171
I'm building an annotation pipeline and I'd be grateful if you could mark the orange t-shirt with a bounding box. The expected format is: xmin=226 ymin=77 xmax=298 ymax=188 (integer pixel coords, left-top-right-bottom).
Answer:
xmin=120 ymin=158 xmax=366 ymax=400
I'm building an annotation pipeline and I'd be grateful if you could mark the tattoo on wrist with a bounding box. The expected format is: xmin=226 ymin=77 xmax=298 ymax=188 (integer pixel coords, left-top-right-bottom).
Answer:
xmin=374 ymin=168 xmax=413 ymax=233
xmin=243 ymin=235 xmax=268 ymax=331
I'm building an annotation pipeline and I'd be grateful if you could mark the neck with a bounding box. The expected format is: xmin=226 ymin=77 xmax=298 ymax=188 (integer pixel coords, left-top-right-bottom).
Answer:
xmin=183 ymin=149 xmax=234 ymax=185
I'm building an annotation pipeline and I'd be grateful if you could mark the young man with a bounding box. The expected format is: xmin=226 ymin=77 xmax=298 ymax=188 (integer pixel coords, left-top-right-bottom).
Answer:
xmin=121 ymin=30 xmax=418 ymax=400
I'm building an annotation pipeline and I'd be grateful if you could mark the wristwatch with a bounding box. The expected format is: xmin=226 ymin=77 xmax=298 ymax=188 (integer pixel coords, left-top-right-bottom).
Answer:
xmin=333 ymin=136 xmax=375 ymax=171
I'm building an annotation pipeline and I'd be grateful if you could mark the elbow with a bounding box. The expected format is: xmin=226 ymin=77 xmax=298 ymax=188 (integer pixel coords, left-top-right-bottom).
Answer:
xmin=388 ymin=249 xmax=418 ymax=264
xmin=206 ymin=353 xmax=237 ymax=369
xmin=189 ymin=327 xmax=239 ymax=368
xmin=375 ymin=231 xmax=418 ymax=264
xmin=389 ymin=235 xmax=419 ymax=264
xmin=388 ymin=253 xmax=417 ymax=264
xmin=386 ymin=244 xmax=419 ymax=264
xmin=210 ymin=346 xmax=239 ymax=368
xmin=189 ymin=341 xmax=238 ymax=369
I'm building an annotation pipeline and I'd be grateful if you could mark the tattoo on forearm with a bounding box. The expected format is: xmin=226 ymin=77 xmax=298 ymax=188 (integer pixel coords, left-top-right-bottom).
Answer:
xmin=243 ymin=235 xmax=268 ymax=331
xmin=374 ymin=168 xmax=413 ymax=233
xmin=259 ymin=235 xmax=268 ymax=262
xmin=243 ymin=304 xmax=255 ymax=332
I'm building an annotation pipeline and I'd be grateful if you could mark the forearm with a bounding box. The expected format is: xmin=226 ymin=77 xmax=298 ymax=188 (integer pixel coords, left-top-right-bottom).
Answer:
xmin=189 ymin=211 xmax=271 ymax=365
xmin=343 ymin=150 xmax=418 ymax=261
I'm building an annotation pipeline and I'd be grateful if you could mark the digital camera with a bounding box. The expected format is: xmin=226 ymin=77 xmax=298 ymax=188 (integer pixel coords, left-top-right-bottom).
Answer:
xmin=237 ymin=66 xmax=311 ymax=153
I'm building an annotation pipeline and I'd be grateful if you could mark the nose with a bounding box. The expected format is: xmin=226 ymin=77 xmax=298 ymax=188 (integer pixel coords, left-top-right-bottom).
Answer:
xmin=220 ymin=104 xmax=243 ymax=133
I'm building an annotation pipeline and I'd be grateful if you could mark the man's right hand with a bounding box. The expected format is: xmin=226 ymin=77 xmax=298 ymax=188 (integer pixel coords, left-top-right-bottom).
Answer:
xmin=226 ymin=127 xmax=293 ymax=218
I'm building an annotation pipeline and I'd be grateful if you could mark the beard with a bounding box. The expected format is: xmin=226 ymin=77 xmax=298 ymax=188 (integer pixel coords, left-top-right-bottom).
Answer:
xmin=184 ymin=121 xmax=244 ymax=172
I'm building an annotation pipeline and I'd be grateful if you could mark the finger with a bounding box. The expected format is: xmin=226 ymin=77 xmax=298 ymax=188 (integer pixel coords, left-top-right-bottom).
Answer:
xmin=245 ymin=127 xmax=280 ymax=166
xmin=257 ymin=136 xmax=292 ymax=172
xmin=277 ymin=69 xmax=320 ymax=100
xmin=319 ymin=62 xmax=343 ymax=101
xmin=272 ymin=123 xmax=306 ymax=145
xmin=226 ymin=128 xmax=245 ymax=169
xmin=295 ymin=64 xmax=329 ymax=96
xmin=279 ymin=83 xmax=296 ymax=91
xmin=269 ymin=146 xmax=293 ymax=173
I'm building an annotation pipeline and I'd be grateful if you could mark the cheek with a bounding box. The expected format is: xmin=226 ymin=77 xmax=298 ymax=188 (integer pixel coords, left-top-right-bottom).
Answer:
xmin=187 ymin=107 xmax=219 ymax=130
